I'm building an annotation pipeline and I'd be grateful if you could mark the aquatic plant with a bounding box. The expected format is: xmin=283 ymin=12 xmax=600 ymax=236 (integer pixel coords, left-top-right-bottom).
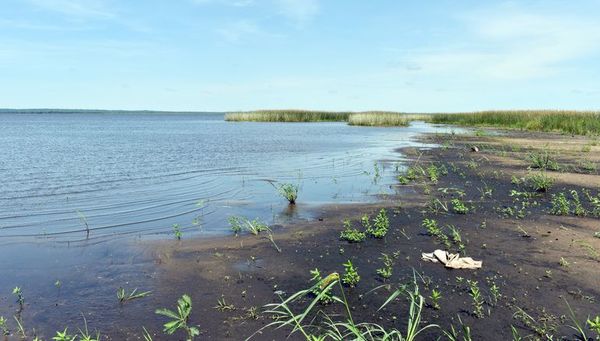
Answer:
xmin=0 ymin=316 xmax=9 ymax=336
xmin=12 ymin=286 xmax=24 ymax=308
xmin=155 ymin=294 xmax=200 ymax=340
xmin=52 ymin=328 xmax=75 ymax=341
xmin=172 ymin=224 xmax=182 ymax=240
xmin=277 ymin=183 xmax=299 ymax=204
xmin=117 ymin=287 xmax=152 ymax=303
xmin=225 ymin=110 xmax=351 ymax=122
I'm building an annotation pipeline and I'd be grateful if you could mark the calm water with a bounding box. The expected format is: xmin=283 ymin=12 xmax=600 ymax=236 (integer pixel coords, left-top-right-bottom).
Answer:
xmin=0 ymin=112 xmax=450 ymax=244
xmin=0 ymin=112 xmax=461 ymax=338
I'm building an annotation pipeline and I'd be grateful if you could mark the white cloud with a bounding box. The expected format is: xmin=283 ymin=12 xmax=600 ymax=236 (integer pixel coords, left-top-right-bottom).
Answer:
xmin=397 ymin=4 xmax=600 ymax=80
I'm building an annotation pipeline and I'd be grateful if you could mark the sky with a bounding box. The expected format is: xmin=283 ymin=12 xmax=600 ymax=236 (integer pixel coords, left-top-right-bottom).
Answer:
xmin=1 ymin=0 xmax=599 ymax=112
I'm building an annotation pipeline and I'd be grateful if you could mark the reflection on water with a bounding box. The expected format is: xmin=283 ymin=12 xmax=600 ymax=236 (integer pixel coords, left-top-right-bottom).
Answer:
xmin=0 ymin=112 xmax=453 ymax=244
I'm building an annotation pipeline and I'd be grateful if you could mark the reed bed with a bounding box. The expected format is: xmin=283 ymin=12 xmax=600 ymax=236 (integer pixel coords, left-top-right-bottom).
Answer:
xmin=225 ymin=110 xmax=351 ymax=122
xmin=348 ymin=112 xmax=431 ymax=126
xmin=431 ymin=110 xmax=600 ymax=135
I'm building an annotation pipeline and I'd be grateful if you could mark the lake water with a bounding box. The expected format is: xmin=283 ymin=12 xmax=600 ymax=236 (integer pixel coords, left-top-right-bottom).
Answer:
xmin=0 ymin=112 xmax=462 ymax=338
xmin=0 ymin=112 xmax=451 ymax=245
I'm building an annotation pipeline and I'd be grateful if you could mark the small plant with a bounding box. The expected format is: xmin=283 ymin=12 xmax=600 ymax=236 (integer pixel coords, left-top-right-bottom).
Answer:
xmin=429 ymin=289 xmax=442 ymax=310
xmin=52 ymin=328 xmax=75 ymax=341
xmin=489 ymin=282 xmax=501 ymax=305
xmin=341 ymin=260 xmax=360 ymax=287
xmin=172 ymin=224 xmax=182 ymax=240
xmin=451 ymin=198 xmax=469 ymax=214
xmin=376 ymin=253 xmax=393 ymax=280
xmin=587 ymin=315 xmax=600 ymax=334
xmin=339 ymin=219 xmax=366 ymax=243
xmin=277 ymin=183 xmax=299 ymax=204
xmin=571 ymin=190 xmax=587 ymax=216
xmin=0 ymin=316 xmax=9 ymax=336
xmin=155 ymin=294 xmax=200 ymax=340
xmin=117 ymin=287 xmax=152 ymax=303
xmin=368 ymin=208 xmax=389 ymax=238
xmin=397 ymin=175 xmax=410 ymax=185
xmin=422 ymin=219 xmax=450 ymax=248
xmin=427 ymin=164 xmax=440 ymax=183
xmin=525 ymin=172 xmax=554 ymax=192
xmin=78 ymin=315 xmax=100 ymax=341
xmin=448 ymin=225 xmax=465 ymax=253
xmin=214 ymin=296 xmax=235 ymax=312
xmin=528 ymin=150 xmax=559 ymax=170
xmin=550 ymin=193 xmax=570 ymax=215
xmin=13 ymin=286 xmax=24 ymax=308
xmin=228 ymin=216 xmax=269 ymax=235
xmin=467 ymin=280 xmax=484 ymax=318
xmin=560 ymin=257 xmax=570 ymax=267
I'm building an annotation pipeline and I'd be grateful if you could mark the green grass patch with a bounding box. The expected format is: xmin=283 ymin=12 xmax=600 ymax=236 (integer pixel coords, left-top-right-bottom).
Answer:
xmin=431 ymin=110 xmax=600 ymax=135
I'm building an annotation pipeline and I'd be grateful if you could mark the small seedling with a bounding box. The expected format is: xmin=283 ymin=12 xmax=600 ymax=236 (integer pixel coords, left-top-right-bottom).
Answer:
xmin=155 ymin=294 xmax=200 ymax=340
xmin=368 ymin=209 xmax=389 ymax=238
xmin=117 ymin=287 xmax=152 ymax=303
xmin=13 ymin=287 xmax=24 ymax=308
xmin=0 ymin=316 xmax=9 ymax=336
xmin=451 ymin=198 xmax=469 ymax=214
xmin=550 ymin=193 xmax=570 ymax=215
xmin=309 ymin=268 xmax=333 ymax=304
xmin=525 ymin=172 xmax=554 ymax=192
xmin=172 ymin=224 xmax=182 ymax=240
xmin=560 ymin=257 xmax=570 ymax=267
xmin=376 ymin=253 xmax=393 ymax=280
xmin=430 ymin=289 xmax=442 ymax=310
xmin=467 ymin=280 xmax=484 ymax=318
xmin=214 ymin=296 xmax=235 ymax=312
xmin=53 ymin=328 xmax=75 ymax=341
xmin=341 ymin=260 xmax=360 ymax=287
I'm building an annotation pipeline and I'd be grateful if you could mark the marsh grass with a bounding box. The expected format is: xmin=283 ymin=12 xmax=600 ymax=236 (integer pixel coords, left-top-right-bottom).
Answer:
xmin=225 ymin=110 xmax=351 ymax=122
xmin=225 ymin=110 xmax=430 ymax=126
xmin=431 ymin=110 xmax=600 ymax=135
xmin=347 ymin=113 xmax=429 ymax=126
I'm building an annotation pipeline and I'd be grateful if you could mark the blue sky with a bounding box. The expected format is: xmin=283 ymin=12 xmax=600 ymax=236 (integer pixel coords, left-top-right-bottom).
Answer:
xmin=1 ymin=0 xmax=599 ymax=112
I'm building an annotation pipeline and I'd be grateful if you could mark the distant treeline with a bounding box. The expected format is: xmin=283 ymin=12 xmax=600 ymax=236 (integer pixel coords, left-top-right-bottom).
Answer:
xmin=0 ymin=108 xmax=218 ymax=114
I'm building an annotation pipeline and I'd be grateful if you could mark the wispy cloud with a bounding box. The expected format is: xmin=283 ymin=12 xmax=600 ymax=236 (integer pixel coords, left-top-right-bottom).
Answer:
xmin=274 ymin=0 xmax=319 ymax=26
xmin=25 ymin=0 xmax=115 ymax=19
xmin=396 ymin=3 xmax=600 ymax=80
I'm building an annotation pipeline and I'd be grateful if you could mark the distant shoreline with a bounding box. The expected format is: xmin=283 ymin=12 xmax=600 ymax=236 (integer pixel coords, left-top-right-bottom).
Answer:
xmin=0 ymin=108 xmax=222 ymax=114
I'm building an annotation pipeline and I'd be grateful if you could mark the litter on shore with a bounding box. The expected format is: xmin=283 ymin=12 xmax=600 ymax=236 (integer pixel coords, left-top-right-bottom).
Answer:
xmin=422 ymin=249 xmax=482 ymax=269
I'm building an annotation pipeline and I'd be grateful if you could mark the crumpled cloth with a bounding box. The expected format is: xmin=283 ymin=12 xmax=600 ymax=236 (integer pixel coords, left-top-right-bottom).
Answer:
xmin=421 ymin=249 xmax=482 ymax=269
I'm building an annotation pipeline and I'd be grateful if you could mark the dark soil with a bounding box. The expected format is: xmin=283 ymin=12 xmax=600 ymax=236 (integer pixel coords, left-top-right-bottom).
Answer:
xmin=145 ymin=130 xmax=600 ymax=340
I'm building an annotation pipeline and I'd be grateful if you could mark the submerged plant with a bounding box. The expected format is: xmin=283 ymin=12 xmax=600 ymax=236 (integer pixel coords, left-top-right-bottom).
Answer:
xmin=12 ymin=286 xmax=24 ymax=309
xmin=172 ymin=224 xmax=182 ymax=240
xmin=155 ymin=294 xmax=200 ymax=340
xmin=277 ymin=183 xmax=299 ymax=204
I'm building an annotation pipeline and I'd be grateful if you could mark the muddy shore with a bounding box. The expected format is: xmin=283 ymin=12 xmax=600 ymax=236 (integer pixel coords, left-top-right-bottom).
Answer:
xmin=143 ymin=129 xmax=600 ymax=340
xmin=2 ymin=128 xmax=599 ymax=340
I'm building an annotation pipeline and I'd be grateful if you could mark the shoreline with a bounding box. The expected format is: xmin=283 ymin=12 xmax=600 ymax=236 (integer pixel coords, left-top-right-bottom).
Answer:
xmin=2 ymin=126 xmax=599 ymax=340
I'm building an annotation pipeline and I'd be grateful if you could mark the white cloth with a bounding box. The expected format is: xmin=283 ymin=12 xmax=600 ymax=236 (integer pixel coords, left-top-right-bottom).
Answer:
xmin=421 ymin=249 xmax=482 ymax=269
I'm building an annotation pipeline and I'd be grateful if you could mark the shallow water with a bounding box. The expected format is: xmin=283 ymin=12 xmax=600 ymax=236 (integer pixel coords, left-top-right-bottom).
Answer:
xmin=0 ymin=112 xmax=454 ymax=244
xmin=0 ymin=112 xmax=459 ymax=337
